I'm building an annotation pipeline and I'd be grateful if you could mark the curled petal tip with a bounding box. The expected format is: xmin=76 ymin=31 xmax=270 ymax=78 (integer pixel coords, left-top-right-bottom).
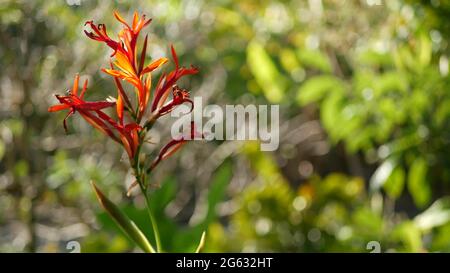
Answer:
xmin=126 ymin=180 xmax=139 ymax=197
xmin=114 ymin=10 xmax=131 ymax=29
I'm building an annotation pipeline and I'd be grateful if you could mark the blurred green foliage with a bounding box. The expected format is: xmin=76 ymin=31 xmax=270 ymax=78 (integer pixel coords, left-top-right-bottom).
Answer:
xmin=206 ymin=143 xmax=450 ymax=252
xmin=1 ymin=0 xmax=450 ymax=253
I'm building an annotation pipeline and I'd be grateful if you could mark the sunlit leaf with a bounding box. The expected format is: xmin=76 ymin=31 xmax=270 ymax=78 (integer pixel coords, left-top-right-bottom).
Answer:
xmin=414 ymin=197 xmax=450 ymax=231
xmin=370 ymin=158 xmax=396 ymax=192
xmin=374 ymin=71 xmax=408 ymax=96
xmin=357 ymin=50 xmax=393 ymax=67
xmin=247 ymin=40 xmax=286 ymax=103
xmin=297 ymin=49 xmax=332 ymax=73
xmin=195 ymin=231 xmax=206 ymax=253
xmin=0 ymin=140 xmax=5 ymax=160
xmin=296 ymin=75 xmax=345 ymax=105
xmin=394 ymin=46 xmax=416 ymax=71
xmin=419 ymin=33 xmax=432 ymax=67
xmin=279 ymin=48 xmax=301 ymax=72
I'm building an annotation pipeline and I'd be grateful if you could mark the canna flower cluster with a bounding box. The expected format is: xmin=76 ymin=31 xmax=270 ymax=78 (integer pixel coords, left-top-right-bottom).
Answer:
xmin=49 ymin=11 xmax=199 ymax=193
xmin=48 ymin=11 xmax=206 ymax=253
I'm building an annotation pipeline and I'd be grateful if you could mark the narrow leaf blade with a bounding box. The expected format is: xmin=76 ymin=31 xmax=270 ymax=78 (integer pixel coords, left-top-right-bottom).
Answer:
xmin=195 ymin=231 xmax=206 ymax=253
xmin=91 ymin=181 xmax=155 ymax=253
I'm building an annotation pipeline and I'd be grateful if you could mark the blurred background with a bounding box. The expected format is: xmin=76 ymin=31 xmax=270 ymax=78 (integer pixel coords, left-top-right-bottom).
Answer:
xmin=1 ymin=0 xmax=450 ymax=253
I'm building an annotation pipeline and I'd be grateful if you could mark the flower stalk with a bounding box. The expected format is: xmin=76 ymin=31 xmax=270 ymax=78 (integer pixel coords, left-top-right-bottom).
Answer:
xmin=49 ymin=11 xmax=201 ymax=253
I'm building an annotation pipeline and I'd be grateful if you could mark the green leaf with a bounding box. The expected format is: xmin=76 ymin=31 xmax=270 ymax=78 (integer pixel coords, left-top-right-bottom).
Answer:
xmin=357 ymin=50 xmax=393 ymax=67
xmin=149 ymin=177 xmax=177 ymax=212
xmin=14 ymin=160 xmax=29 ymax=178
xmin=297 ymin=49 xmax=332 ymax=73
xmin=91 ymin=181 xmax=155 ymax=253
xmin=247 ymin=40 xmax=286 ymax=103
xmin=279 ymin=48 xmax=300 ymax=72
xmin=170 ymin=163 xmax=231 ymax=252
xmin=407 ymin=158 xmax=431 ymax=208
xmin=320 ymin=92 xmax=344 ymax=141
xmin=374 ymin=71 xmax=408 ymax=96
xmin=0 ymin=140 xmax=5 ymax=160
xmin=383 ymin=166 xmax=405 ymax=199
xmin=418 ymin=33 xmax=432 ymax=67
xmin=296 ymin=75 xmax=345 ymax=105
xmin=205 ymin=162 xmax=232 ymax=223
xmin=430 ymin=223 xmax=450 ymax=252
xmin=394 ymin=46 xmax=415 ymax=71
xmin=391 ymin=221 xmax=422 ymax=252
xmin=352 ymin=207 xmax=384 ymax=236
xmin=434 ymin=100 xmax=450 ymax=127
xmin=195 ymin=231 xmax=206 ymax=253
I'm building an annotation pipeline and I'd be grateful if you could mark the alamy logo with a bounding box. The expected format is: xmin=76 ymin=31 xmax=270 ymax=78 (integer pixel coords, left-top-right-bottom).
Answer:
xmin=170 ymin=97 xmax=280 ymax=151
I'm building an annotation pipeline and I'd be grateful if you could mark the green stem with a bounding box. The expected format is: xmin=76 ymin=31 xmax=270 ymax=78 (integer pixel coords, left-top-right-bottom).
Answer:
xmin=132 ymin=122 xmax=162 ymax=252
xmin=142 ymin=190 xmax=162 ymax=253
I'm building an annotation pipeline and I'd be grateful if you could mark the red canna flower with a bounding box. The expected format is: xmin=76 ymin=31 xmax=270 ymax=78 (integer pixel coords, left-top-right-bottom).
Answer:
xmin=94 ymin=109 xmax=142 ymax=160
xmin=151 ymin=46 xmax=199 ymax=115
xmin=86 ymin=11 xmax=171 ymax=121
xmin=84 ymin=21 xmax=120 ymax=56
xmin=51 ymin=10 xmax=199 ymax=174
xmin=148 ymin=122 xmax=203 ymax=173
xmin=49 ymin=74 xmax=142 ymax=160
xmin=157 ymin=84 xmax=193 ymax=116
xmin=114 ymin=11 xmax=151 ymax=69
xmin=48 ymin=74 xmax=118 ymax=140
